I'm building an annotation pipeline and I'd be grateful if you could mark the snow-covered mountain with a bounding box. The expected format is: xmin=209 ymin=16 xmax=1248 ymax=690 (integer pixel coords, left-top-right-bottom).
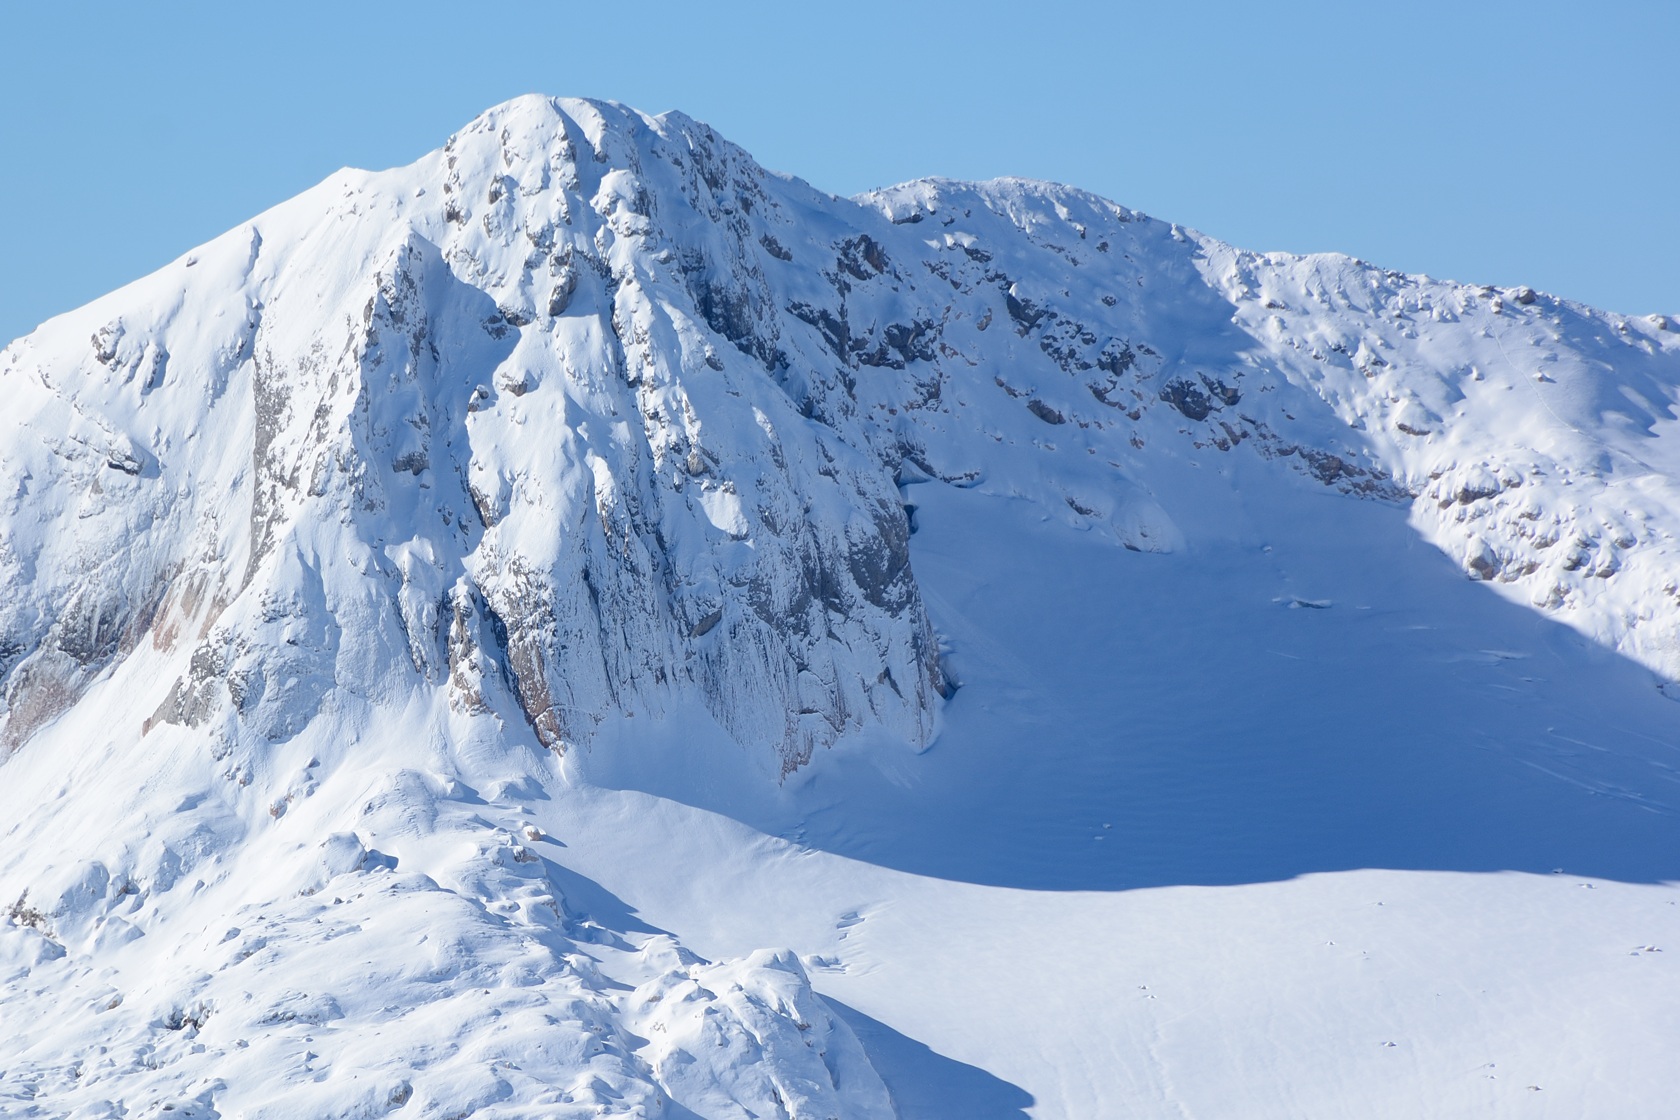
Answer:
xmin=2 ymin=96 xmax=1678 ymax=1118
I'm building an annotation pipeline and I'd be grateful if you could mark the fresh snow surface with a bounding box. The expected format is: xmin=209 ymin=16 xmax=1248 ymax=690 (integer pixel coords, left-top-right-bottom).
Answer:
xmin=1 ymin=95 xmax=1678 ymax=1118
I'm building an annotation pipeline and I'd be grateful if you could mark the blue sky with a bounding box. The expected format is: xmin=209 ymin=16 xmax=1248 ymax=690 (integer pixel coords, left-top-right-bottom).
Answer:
xmin=2 ymin=1 xmax=1674 ymax=344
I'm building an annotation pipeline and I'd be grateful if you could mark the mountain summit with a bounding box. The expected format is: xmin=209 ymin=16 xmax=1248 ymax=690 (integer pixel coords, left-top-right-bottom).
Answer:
xmin=2 ymin=96 xmax=1678 ymax=1118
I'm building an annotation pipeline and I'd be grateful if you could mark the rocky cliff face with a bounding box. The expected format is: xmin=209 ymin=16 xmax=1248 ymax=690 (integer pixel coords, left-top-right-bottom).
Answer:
xmin=0 ymin=98 xmax=957 ymax=777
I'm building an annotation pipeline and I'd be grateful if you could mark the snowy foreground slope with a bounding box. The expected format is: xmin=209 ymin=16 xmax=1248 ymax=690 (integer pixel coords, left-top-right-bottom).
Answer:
xmin=1 ymin=96 xmax=1678 ymax=1118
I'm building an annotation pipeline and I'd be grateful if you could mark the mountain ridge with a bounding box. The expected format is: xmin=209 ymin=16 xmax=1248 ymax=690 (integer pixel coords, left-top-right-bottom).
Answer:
xmin=2 ymin=94 xmax=1679 ymax=1118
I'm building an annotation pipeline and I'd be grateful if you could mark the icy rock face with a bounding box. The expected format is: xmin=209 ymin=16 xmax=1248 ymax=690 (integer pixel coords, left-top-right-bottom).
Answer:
xmin=0 ymin=97 xmax=951 ymax=773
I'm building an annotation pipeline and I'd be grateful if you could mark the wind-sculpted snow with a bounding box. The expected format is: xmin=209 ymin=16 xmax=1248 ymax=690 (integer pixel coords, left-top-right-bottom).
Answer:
xmin=1 ymin=94 xmax=1679 ymax=1117
xmin=0 ymin=738 xmax=893 ymax=1119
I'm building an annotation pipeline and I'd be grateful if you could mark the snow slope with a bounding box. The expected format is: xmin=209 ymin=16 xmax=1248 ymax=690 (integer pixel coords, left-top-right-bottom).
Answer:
xmin=1 ymin=95 xmax=1678 ymax=1118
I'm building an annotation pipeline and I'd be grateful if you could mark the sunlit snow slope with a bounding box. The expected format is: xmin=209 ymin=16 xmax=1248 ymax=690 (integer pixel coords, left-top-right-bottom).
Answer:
xmin=1 ymin=96 xmax=1678 ymax=1119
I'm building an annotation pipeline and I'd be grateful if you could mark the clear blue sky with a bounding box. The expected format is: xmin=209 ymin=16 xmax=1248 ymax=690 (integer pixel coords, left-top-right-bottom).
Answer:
xmin=3 ymin=1 xmax=1675 ymax=345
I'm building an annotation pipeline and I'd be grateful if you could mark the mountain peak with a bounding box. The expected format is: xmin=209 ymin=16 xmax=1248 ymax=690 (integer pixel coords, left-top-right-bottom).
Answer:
xmin=3 ymin=96 xmax=1680 ymax=1117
